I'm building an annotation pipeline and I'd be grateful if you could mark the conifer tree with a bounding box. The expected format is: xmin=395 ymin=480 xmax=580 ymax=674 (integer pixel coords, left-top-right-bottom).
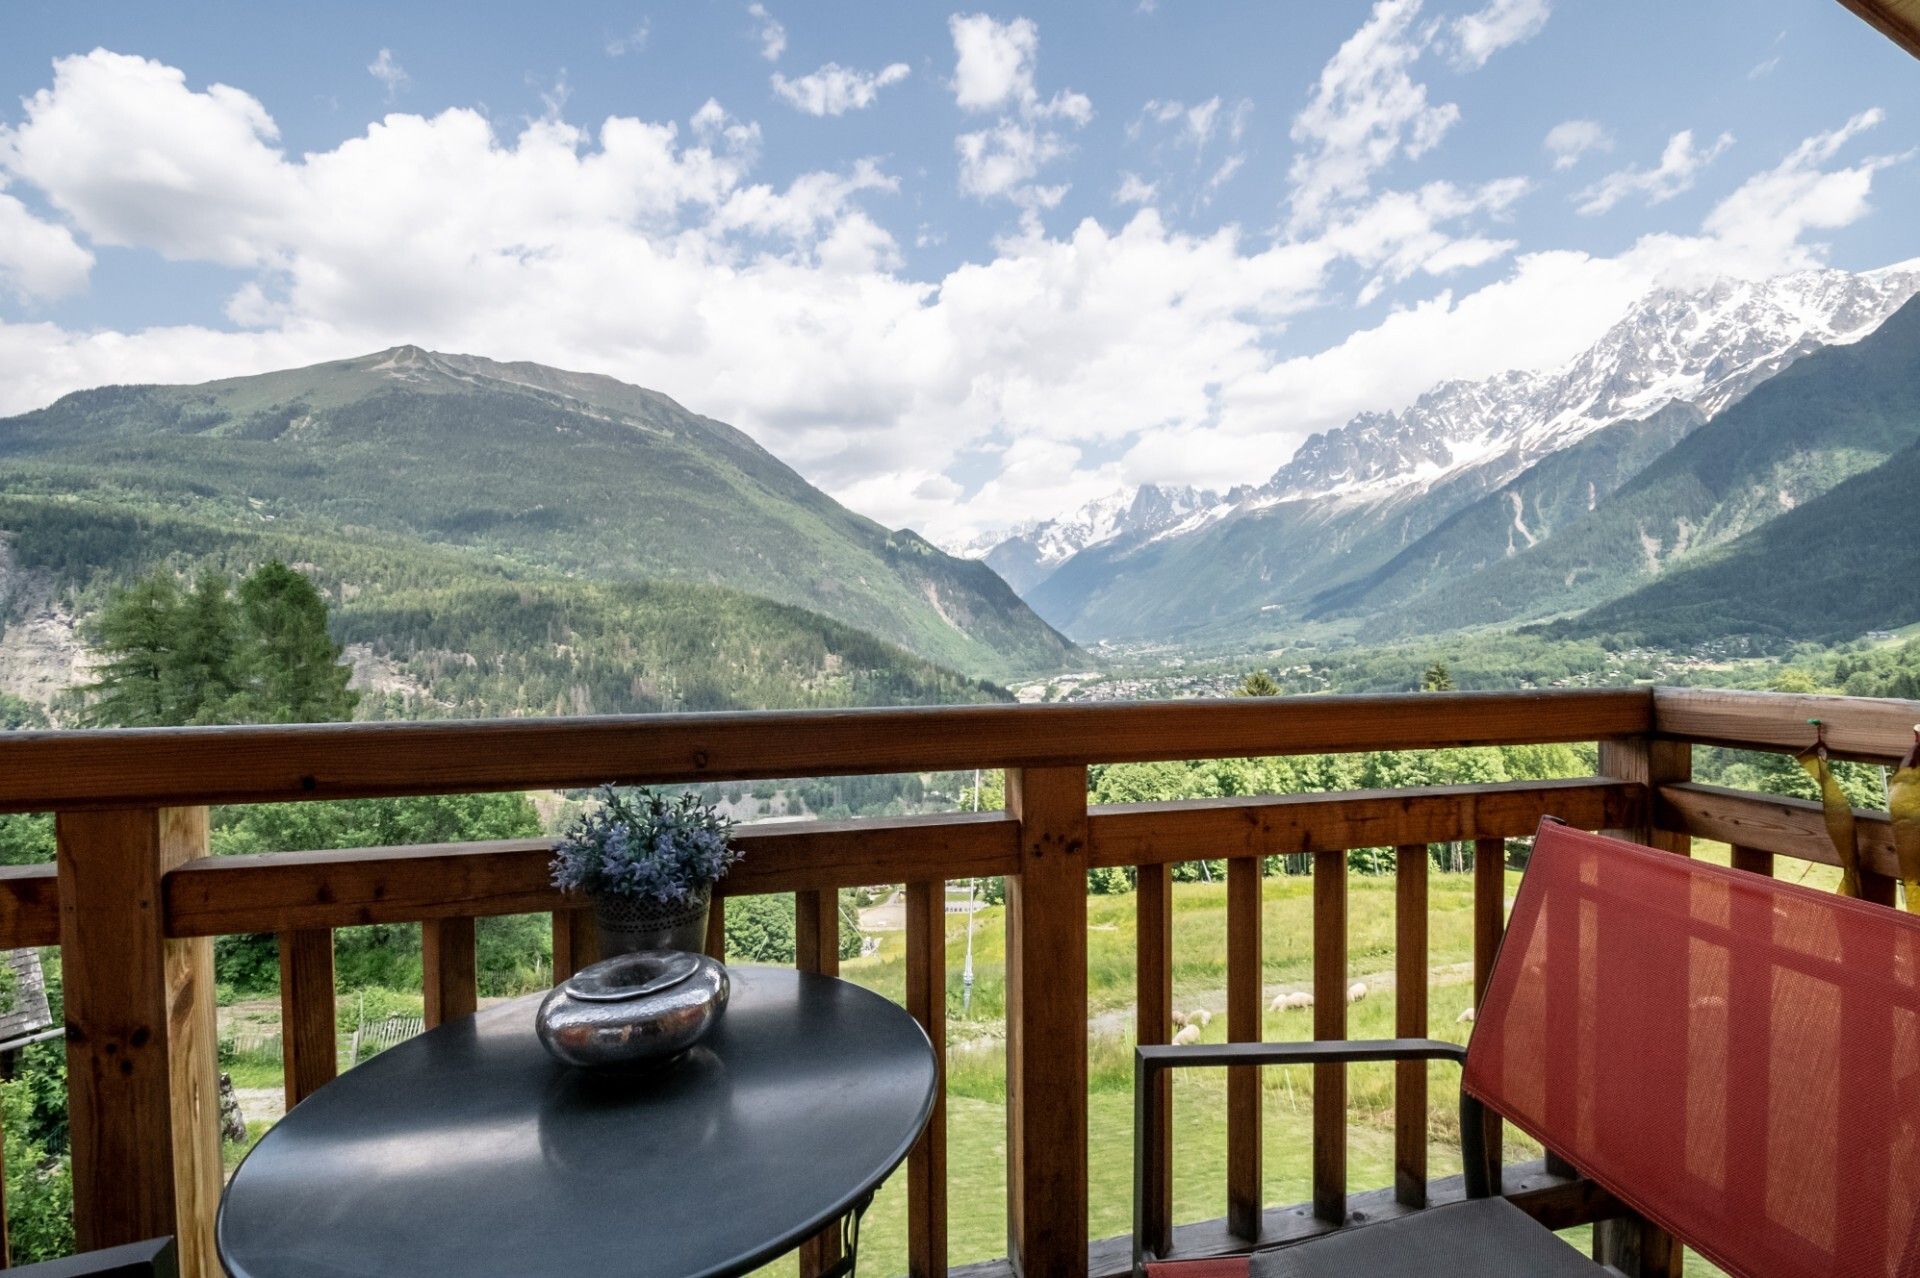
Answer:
xmin=236 ymin=561 xmax=358 ymax=724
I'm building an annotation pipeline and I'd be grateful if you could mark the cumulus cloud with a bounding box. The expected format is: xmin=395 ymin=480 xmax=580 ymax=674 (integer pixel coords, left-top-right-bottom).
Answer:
xmin=1575 ymin=128 xmax=1735 ymax=215
xmin=1543 ymin=119 xmax=1611 ymax=171
xmin=0 ymin=51 xmax=1903 ymax=545
xmin=747 ymin=3 xmax=786 ymax=62
xmin=948 ymin=14 xmax=1090 ymax=211
xmin=1444 ymin=0 xmax=1551 ymax=70
xmin=1113 ymin=172 xmax=1158 ymax=206
xmin=368 ymin=48 xmax=408 ymax=100
xmin=772 ymin=62 xmax=910 ymax=116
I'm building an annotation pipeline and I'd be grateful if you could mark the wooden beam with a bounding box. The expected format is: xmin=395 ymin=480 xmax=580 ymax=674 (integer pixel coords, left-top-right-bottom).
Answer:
xmin=422 ymin=916 xmax=478 ymax=1028
xmin=0 ymin=864 xmax=59 ymax=949
xmin=57 ymin=807 xmax=221 ymax=1278
xmin=276 ymin=929 xmax=336 ymax=1110
xmin=1658 ymin=781 xmax=1903 ymax=878
xmin=904 ymin=880 xmax=948 ymax=1278
xmin=1653 ymin=686 xmax=1920 ymax=763
xmin=1226 ymin=856 xmax=1263 ymax=1242
xmin=0 ymin=690 xmax=1651 ymax=813
xmin=1004 ymin=766 xmax=1090 ymax=1278
xmin=1088 ymin=779 xmax=1640 ymax=867
xmin=1134 ymin=862 xmax=1174 ymax=1260
xmin=1473 ymin=835 xmax=1507 ymax=1191
xmin=1393 ymin=844 xmax=1428 ymax=1210
xmin=1311 ymin=849 xmax=1347 ymax=1225
xmin=794 ymin=887 xmax=842 ymax=1278
xmin=703 ymin=896 xmax=727 ymax=961
xmin=551 ymin=908 xmax=598 ymax=981
xmin=1835 ymin=0 xmax=1920 ymax=60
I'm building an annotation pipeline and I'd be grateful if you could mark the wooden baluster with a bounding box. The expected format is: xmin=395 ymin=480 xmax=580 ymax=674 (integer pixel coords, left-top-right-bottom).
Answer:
xmin=1135 ymin=862 xmax=1174 ymax=1260
xmin=1226 ymin=855 xmax=1263 ymax=1241
xmin=1004 ymin=766 xmax=1090 ymax=1278
xmin=277 ymin=929 xmax=337 ymax=1108
xmin=795 ymin=888 xmax=843 ymax=1278
xmin=905 ymin=880 xmax=948 ymax=1278
xmin=1312 ymin=848 xmax=1347 ymax=1225
xmin=1394 ymin=844 xmax=1429 ymax=1210
xmin=704 ymin=895 xmax=727 ymax=960
xmin=1728 ymin=844 xmax=1774 ymax=878
xmin=57 ymin=806 xmax=222 ymax=1278
xmin=422 ymin=916 xmax=478 ymax=1028
xmin=1472 ymin=835 xmax=1507 ymax=1192
xmin=551 ymin=908 xmax=598 ymax=981
xmin=1596 ymin=737 xmax=1690 ymax=1278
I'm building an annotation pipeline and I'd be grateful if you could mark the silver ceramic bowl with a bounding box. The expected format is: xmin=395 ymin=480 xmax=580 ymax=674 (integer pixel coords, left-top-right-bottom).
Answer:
xmin=535 ymin=950 xmax=730 ymax=1069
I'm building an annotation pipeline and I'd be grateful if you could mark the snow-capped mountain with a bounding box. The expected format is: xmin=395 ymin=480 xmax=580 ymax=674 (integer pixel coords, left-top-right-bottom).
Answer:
xmin=968 ymin=484 xmax=1219 ymax=594
xmin=1260 ymin=262 xmax=1920 ymax=504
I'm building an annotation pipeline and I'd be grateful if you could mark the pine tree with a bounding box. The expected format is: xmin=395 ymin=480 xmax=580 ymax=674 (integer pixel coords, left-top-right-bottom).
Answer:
xmin=78 ymin=572 xmax=182 ymax=727
xmin=236 ymin=561 xmax=358 ymax=724
xmin=1421 ymin=660 xmax=1455 ymax=692
xmin=1236 ymin=670 xmax=1281 ymax=697
xmin=170 ymin=570 xmax=244 ymax=724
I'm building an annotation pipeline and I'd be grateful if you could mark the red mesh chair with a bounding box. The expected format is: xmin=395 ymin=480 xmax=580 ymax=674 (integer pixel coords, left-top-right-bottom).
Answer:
xmin=1136 ymin=820 xmax=1920 ymax=1277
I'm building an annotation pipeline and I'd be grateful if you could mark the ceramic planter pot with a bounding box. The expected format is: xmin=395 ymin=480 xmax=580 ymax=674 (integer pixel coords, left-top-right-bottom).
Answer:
xmin=592 ymin=885 xmax=711 ymax=957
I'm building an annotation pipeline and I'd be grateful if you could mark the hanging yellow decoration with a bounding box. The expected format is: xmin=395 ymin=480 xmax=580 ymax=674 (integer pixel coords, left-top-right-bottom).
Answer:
xmin=1889 ymin=725 xmax=1920 ymax=914
xmin=1797 ymin=720 xmax=1864 ymax=899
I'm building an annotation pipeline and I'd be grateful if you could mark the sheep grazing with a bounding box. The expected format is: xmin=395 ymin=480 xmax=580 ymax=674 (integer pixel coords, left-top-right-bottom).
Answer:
xmin=1172 ymin=1024 xmax=1202 ymax=1046
xmin=1268 ymin=993 xmax=1289 ymax=1012
xmin=1346 ymin=981 xmax=1369 ymax=1004
xmin=1190 ymin=1008 xmax=1212 ymax=1027
xmin=1275 ymin=991 xmax=1313 ymax=1011
xmin=1171 ymin=1010 xmax=1191 ymax=1029
xmin=1456 ymin=1006 xmax=1476 ymax=1024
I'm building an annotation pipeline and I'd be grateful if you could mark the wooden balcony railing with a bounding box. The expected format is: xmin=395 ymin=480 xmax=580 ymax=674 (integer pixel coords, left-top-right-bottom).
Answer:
xmin=0 ymin=685 xmax=1911 ymax=1278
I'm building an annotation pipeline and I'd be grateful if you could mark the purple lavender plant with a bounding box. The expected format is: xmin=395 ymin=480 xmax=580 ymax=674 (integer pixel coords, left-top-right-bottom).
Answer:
xmin=551 ymin=786 xmax=740 ymax=905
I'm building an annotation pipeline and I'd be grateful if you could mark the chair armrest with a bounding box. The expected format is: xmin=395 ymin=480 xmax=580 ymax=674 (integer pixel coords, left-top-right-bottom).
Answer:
xmin=1132 ymin=1038 xmax=1492 ymax=1276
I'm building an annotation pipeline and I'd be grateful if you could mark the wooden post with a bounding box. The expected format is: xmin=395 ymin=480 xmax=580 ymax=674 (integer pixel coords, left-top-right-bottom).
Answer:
xmin=1005 ymin=766 xmax=1090 ymax=1278
xmin=704 ymin=895 xmax=727 ymax=961
xmin=422 ymin=916 xmax=478 ymax=1028
xmin=1472 ymin=835 xmax=1506 ymax=1191
xmin=1393 ymin=844 xmax=1428 ymax=1209
xmin=1135 ymin=862 xmax=1174 ymax=1260
xmin=277 ymin=928 xmax=337 ymax=1108
xmin=904 ymin=880 xmax=948 ymax=1278
xmin=57 ymin=806 xmax=221 ymax=1278
xmin=1226 ymin=855 xmax=1263 ymax=1241
xmin=1595 ymin=737 xmax=1689 ymax=1278
xmin=1312 ymin=849 xmax=1347 ymax=1225
xmin=551 ymin=908 xmax=598 ymax=981
xmin=795 ymin=888 xmax=843 ymax=1278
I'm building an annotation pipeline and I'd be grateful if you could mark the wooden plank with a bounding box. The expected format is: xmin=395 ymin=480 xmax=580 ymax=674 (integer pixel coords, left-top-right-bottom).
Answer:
xmin=904 ymin=879 xmax=948 ymax=1278
xmin=1728 ymin=843 xmax=1774 ymax=878
xmin=1135 ymin=862 xmax=1174 ymax=1260
xmin=1226 ymin=856 xmax=1262 ymax=1241
xmin=57 ymin=807 xmax=221 ymax=1278
xmin=1004 ymin=766 xmax=1090 ymax=1278
xmin=1311 ymin=849 xmax=1346 ymax=1225
xmin=1473 ymin=835 xmax=1506 ymax=1191
xmin=1653 ymin=686 xmax=1920 ymax=763
xmin=794 ymin=887 xmax=842 ymax=1278
xmin=163 ymin=813 xmax=1019 ymax=936
xmin=422 ymin=916 xmax=478 ymax=1028
xmin=0 ymin=690 xmax=1651 ymax=813
xmin=276 ymin=928 xmax=336 ymax=1110
xmin=551 ymin=908 xmax=597 ymax=981
xmin=1660 ymin=782 xmax=1903 ymax=878
xmin=0 ymin=864 xmax=59 ymax=949
xmin=1393 ymin=844 xmax=1428 ymax=1210
xmin=1088 ymin=779 xmax=1641 ymax=867
xmin=1595 ymin=1215 xmax=1686 ymax=1278
xmin=703 ymin=895 xmax=726 ymax=961
xmin=1834 ymin=0 xmax=1920 ymax=62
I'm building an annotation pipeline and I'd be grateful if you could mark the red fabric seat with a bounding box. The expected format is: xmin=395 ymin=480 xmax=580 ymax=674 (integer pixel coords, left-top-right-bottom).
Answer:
xmin=1143 ymin=1259 xmax=1249 ymax=1277
xmin=1465 ymin=823 xmax=1920 ymax=1278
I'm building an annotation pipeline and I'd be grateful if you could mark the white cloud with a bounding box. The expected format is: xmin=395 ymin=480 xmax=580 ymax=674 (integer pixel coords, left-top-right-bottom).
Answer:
xmin=1748 ymin=55 xmax=1781 ymax=80
xmin=1575 ymin=128 xmax=1735 ymax=215
xmin=0 ymin=189 xmax=93 ymax=301
xmin=947 ymin=15 xmax=1090 ymax=210
xmin=1445 ymin=0 xmax=1551 ymax=71
xmin=1113 ymin=173 xmax=1157 ymax=206
xmin=772 ymin=62 xmax=910 ymax=116
xmin=747 ymin=3 xmax=786 ymax=62
xmin=1288 ymin=0 xmax=1460 ymax=231
xmin=368 ymin=49 xmax=408 ymax=101
xmin=0 ymin=53 xmax=1904 ymax=545
xmin=1543 ymin=119 xmax=1612 ymax=171
xmin=605 ymin=22 xmax=650 ymax=57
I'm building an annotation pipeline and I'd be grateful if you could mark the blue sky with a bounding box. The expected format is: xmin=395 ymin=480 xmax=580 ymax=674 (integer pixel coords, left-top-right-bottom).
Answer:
xmin=3 ymin=1 xmax=1917 ymax=541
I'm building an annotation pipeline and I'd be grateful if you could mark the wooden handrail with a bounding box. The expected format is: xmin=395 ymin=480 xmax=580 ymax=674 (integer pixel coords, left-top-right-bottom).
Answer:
xmin=1656 ymin=780 xmax=1903 ymax=877
xmin=1653 ymin=686 xmax=1920 ymax=762
xmin=0 ymin=689 xmax=1651 ymax=813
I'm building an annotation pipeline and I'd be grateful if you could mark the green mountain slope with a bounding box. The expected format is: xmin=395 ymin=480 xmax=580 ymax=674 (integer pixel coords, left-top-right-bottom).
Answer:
xmin=0 ymin=495 xmax=1009 ymax=716
xmin=1307 ymin=402 xmax=1704 ymax=622
xmin=0 ymin=347 xmax=1074 ymax=680
xmin=1368 ymin=295 xmax=1920 ymax=636
xmin=1554 ymin=435 xmax=1920 ymax=646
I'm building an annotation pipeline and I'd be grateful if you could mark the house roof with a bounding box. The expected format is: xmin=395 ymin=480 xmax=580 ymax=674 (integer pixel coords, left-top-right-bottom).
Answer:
xmin=1838 ymin=0 xmax=1920 ymax=59
xmin=0 ymin=948 xmax=56 ymax=1050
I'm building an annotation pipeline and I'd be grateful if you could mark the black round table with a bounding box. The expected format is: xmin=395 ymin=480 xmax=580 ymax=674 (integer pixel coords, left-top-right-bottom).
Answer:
xmin=218 ymin=966 xmax=937 ymax=1278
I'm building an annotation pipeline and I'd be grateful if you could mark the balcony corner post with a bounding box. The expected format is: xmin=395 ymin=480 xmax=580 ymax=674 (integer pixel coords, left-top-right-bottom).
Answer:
xmin=1004 ymin=765 xmax=1090 ymax=1278
xmin=56 ymin=806 xmax=222 ymax=1278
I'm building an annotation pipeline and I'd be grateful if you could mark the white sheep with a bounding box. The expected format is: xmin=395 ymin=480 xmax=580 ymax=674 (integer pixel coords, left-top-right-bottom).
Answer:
xmin=1171 ymin=1009 xmax=1191 ymax=1029
xmin=1268 ymin=993 xmax=1289 ymax=1012
xmin=1456 ymin=1006 xmax=1476 ymax=1024
xmin=1275 ymin=990 xmax=1314 ymax=1011
xmin=1172 ymin=1023 xmax=1201 ymax=1046
xmin=1191 ymin=1008 xmax=1213 ymax=1027
xmin=1346 ymin=981 xmax=1369 ymax=1004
